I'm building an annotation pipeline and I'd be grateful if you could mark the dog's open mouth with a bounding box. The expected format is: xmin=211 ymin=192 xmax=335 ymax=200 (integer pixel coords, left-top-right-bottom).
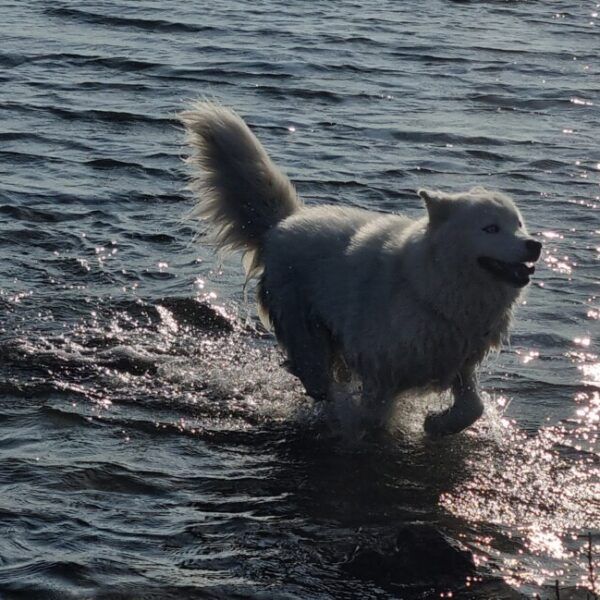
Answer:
xmin=477 ymin=256 xmax=535 ymax=287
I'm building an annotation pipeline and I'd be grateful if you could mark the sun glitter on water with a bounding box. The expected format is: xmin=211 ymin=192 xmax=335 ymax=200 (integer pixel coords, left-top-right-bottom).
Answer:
xmin=440 ymin=388 xmax=599 ymax=595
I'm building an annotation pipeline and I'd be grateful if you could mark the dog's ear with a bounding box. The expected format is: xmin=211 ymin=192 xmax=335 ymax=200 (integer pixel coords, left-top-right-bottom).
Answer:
xmin=418 ymin=188 xmax=454 ymax=227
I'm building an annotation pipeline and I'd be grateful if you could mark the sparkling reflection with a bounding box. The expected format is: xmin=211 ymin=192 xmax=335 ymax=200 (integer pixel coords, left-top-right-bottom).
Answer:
xmin=441 ymin=389 xmax=599 ymax=594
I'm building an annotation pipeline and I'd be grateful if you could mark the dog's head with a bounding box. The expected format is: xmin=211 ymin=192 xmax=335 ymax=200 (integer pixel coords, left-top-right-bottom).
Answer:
xmin=418 ymin=187 xmax=542 ymax=288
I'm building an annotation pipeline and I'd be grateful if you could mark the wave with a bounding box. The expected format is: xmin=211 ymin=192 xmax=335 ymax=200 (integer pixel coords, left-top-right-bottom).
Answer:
xmin=3 ymin=100 xmax=175 ymax=127
xmin=46 ymin=5 xmax=218 ymax=34
xmin=0 ymin=204 xmax=109 ymax=223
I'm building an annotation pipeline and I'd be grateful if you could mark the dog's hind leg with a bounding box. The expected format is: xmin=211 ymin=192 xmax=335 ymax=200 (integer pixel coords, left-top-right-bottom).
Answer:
xmin=260 ymin=283 xmax=333 ymax=401
xmin=280 ymin=317 xmax=333 ymax=402
xmin=423 ymin=371 xmax=484 ymax=437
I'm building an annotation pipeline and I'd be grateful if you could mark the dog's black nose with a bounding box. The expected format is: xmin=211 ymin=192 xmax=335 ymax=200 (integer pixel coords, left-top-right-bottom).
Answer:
xmin=525 ymin=239 xmax=542 ymax=261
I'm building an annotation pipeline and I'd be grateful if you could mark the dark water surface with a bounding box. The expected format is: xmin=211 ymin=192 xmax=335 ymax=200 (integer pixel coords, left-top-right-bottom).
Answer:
xmin=1 ymin=1 xmax=598 ymax=598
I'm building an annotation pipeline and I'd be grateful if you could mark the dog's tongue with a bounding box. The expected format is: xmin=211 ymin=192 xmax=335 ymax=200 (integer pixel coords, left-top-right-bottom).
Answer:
xmin=513 ymin=263 xmax=535 ymax=278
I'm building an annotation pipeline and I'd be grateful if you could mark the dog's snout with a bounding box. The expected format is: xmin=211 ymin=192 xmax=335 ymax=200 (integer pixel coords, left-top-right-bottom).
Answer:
xmin=525 ymin=239 xmax=542 ymax=261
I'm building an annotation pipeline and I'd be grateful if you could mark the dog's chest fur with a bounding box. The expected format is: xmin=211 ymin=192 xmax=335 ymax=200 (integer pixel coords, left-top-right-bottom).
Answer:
xmin=340 ymin=283 xmax=513 ymax=393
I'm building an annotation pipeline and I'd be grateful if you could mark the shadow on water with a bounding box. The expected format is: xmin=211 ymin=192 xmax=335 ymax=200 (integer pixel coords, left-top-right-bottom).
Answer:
xmin=251 ymin=418 xmax=529 ymax=599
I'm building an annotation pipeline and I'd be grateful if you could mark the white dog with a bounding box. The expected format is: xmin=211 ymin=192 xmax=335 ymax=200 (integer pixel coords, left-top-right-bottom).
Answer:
xmin=181 ymin=103 xmax=542 ymax=437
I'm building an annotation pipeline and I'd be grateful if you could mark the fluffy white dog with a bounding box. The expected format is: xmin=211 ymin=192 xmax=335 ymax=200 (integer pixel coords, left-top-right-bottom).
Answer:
xmin=181 ymin=103 xmax=542 ymax=437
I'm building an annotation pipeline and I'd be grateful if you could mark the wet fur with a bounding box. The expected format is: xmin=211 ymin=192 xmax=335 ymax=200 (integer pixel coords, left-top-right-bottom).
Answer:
xmin=181 ymin=102 xmax=539 ymax=435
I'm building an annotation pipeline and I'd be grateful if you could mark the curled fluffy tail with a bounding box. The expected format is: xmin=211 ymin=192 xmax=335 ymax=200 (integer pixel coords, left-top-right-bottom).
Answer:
xmin=180 ymin=102 xmax=301 ymax=270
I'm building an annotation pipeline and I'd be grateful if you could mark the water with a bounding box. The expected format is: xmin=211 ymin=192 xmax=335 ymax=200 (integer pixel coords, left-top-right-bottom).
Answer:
xmin=0 ymin=1 xmax=598 ymax=598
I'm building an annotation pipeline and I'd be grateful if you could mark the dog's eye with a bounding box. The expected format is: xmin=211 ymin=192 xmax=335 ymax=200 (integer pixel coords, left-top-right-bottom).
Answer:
xmin=483 ymin=224 xmax=500 ymax=233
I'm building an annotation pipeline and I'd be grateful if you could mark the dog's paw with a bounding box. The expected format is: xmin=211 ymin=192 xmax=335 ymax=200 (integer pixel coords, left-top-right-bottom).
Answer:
xmin=424 ymin=401 xmax=484 ymax=438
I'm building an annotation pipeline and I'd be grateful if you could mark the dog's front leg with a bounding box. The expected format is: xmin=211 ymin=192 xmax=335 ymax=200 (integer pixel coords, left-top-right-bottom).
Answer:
xmin=360 ymin=379 xmax=396 ymax=429
xmin=423 ymin=372 xmax=484 ymax=438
